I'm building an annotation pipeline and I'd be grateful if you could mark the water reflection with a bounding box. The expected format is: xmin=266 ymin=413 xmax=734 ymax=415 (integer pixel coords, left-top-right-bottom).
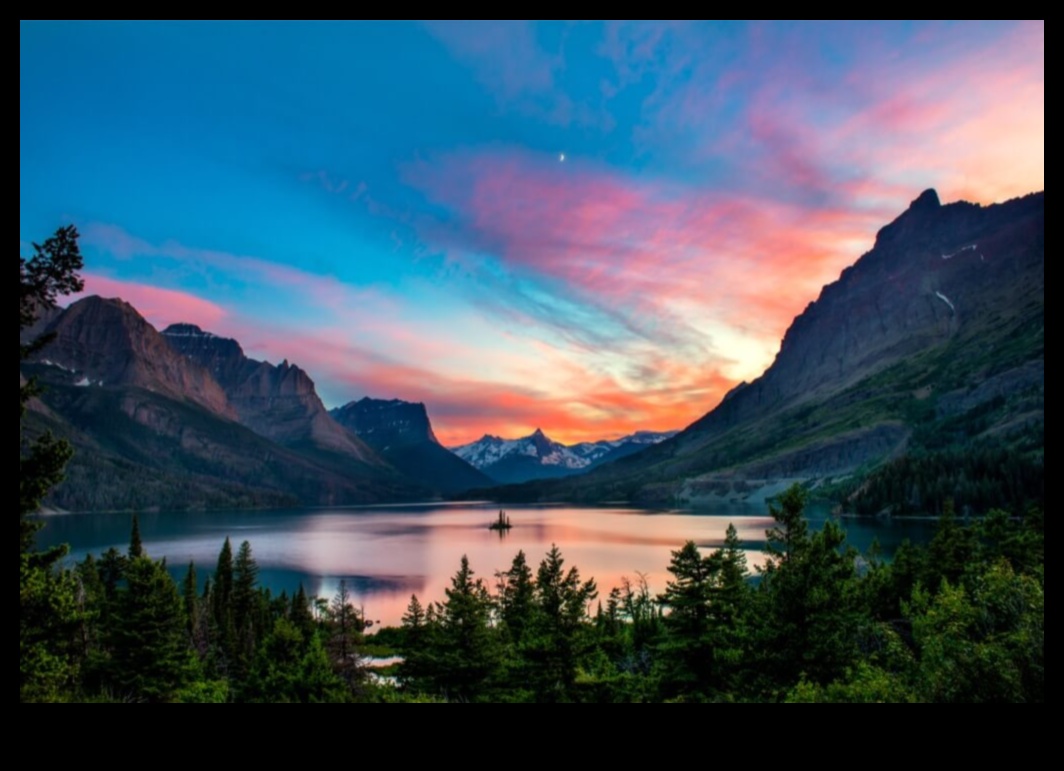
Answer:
xmin=37 ymin=503 xmax=936 ymax=628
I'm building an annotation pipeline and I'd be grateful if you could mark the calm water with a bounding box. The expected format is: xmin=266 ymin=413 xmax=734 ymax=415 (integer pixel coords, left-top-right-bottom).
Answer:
xmin=36 ymin=503 xmax=936 ymax=628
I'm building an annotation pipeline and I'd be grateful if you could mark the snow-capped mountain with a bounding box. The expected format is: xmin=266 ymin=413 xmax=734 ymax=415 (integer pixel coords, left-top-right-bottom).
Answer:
xmin=452 ymin=429 xmax=678 ymax=485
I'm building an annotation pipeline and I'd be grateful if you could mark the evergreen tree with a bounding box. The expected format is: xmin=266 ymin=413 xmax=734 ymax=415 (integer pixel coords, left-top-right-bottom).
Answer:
xmin=756 ymin=485 xmax=862 ymax=695
xmin=106 ymin=556 xmax=196 ymax=702
xmin=398 ymin=595 xmax=441 ymax=694
xmin=326 ymin=580 xmax=367 ymax=695
xmin=435 ymin=556 xmax=501 ymax=702
xmin=232 ymin=541 xmax=261 ymax=653
xmin=658 ymin=542 xmax=717 ymax=697
xmin=128 ymin=515 xmax=144 ymax=560
xmin=290 ymin=584 xmax=316 ymax=643
xmin=182 ymin=562 xmax=198 ymax=636
xmin=211 ymin=538 xmax=236 ymax=669
xmin=19 ymin=226 xmax=85 ymax=702
xmin=496 ymin=551 xmax=535 ymax=647
xmin=527 ymin=546 xmax=598 ymax=702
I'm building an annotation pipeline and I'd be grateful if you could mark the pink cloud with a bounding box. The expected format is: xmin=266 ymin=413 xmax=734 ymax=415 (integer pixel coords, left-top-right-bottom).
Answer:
xmin=81 ymin=223 xmax=390 ymax=317
xmin=403 ymin=149 xmax=885 ymax=353
xmin=76 ymin=225 xmax=738 ymax=447
xmin=74 ymin=273 xmax=228 ymax=331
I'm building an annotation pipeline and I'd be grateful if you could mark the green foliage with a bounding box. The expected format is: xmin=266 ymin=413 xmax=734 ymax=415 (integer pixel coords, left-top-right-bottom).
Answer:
xmin=19 ymin=227 xmax=85 ymax=702
xmin=756 ymin=485 xmax=862 ymax=695
xmin=434 ymin=556 xmax=502 ymax=702
xmin=524 ymin=546 xmax=599 ymax=702
xmin=104 ymin=556 xmax=198 ymax=702
xmin=847 ymin=445 xmax=1043 ymax=518
xmin=496 ymin=551 xmax=535 ymax=647
xmin=786 ymin=664 xmax=919 ymax=704
xmin=657 ymin=525 xmax=752 ymax=700
xmin=908 ymin=562 xmax=1043 ymax=703
xmin=325 ymin=580 xmax=368 ymax=696
xmin=245 ymin=618 xmax=347 ymax=703
xmin=19 ymin=555 xmax=83 ymax=702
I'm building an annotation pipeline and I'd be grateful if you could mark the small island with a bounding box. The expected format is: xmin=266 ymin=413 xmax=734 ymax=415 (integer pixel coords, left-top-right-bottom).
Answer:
xmin=488 ymin=510 xmax=513 ymax=532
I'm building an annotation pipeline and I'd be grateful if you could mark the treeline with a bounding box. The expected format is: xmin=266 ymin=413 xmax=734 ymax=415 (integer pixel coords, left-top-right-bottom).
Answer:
xmin=844 ymin=445 xmax=1044 ymax=518
xmin=387 ymin=489 xmax=1043 ymax=703
xmin=19 ymin=488 xmax=1044 ymax=703
xmin=23 ymin=525 xmax=402 ymax=703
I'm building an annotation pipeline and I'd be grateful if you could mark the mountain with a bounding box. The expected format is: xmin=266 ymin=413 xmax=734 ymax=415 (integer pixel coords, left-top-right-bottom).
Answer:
xmin=493 ymin=190 xmax=1044 ymax=506
xmin=453 ymin=429 xmax=678 ymax=485
xmin=22 ymin=298 xmax=427 ymax=510
xmin=330 ymin=398 xmax=492 ymax=495
xmin=163 ymin=324 xmax=376 ymax=462
xmin=35 ymin=298 xmax=234 ymax=418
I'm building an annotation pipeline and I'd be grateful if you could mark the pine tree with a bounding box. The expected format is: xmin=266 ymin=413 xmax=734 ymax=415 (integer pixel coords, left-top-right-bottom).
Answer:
xmin=232 ymin=541 xmax=260 ymax=640
xmin=20 ymin=226 xmax=84 ymax=556
xmin=658 ymin=541 xmax=717 ymax=697
xmin=757 ymin=485 xmax=861 ymax=694
xmin=527 ymin=546 xmax=598 ymax=702
xmin=434 ymin=556 xmax=500 ymax=702
xmin=398 ymin=595 xmax=442 ymax=694
xmin=106 ymin=556 xmax=196 ymax=702
xmin=211 ymin=538 xmax=236 ymax=661
xmin=326 ymin=580 xmax=366 ymax=695
xmin=290 ymin=584 xmax=316 ymax=643
xmin=496 ymin=550 xmax=535 ymax=646
xmin=128 ymin=515 xmax=144 ymax=560
xmin=19 ymin=226 xmax=85 ymax=702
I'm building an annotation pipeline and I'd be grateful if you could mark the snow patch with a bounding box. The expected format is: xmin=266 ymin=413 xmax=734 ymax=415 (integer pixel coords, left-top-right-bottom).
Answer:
xmin=942 ymin=245 xmax=978 ymax=260
xmin=75 ymin=377 xmax=91 ymax=388
xmin=936 ymin=292 xmax=956 ymax=313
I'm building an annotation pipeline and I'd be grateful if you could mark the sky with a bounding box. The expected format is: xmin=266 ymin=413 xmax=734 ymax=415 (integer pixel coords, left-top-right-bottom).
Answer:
xmin=20 ymin=21 xmax=1044 ymax=446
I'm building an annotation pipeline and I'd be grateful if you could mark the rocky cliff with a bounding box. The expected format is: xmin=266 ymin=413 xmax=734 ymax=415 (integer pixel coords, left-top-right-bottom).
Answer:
xmin=37 ymin=297 xmax=235 ymax=418
xmin=164 ymin=325 xmax=377 ymax=463
xmin=331 ymin=398 xmax=491 ymax=495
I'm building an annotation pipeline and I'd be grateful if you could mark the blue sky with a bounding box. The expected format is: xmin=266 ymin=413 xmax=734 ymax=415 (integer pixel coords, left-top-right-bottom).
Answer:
xmin=20 ymin=21 xmax=1044 ymax=444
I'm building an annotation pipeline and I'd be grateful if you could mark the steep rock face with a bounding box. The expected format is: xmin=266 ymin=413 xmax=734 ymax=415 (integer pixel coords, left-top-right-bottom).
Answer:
xmin=331 ymin=398 xmax=491 ymax=495
xmin=164 ymin=325 xmax=377 ymax=463
xmin=36 ymin=297 xmax=234 ymax=418
xmin=330 ymin=398 xmax=439 ymax=449
xmin=688 ymin=191 xmax=1044 ymax=439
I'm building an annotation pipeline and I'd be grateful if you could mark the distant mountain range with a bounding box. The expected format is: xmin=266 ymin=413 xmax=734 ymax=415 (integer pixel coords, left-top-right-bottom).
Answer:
xmin=491 ymin=190 xmax=1044 ymax=506
xmin=452 ymin=429 xmax=678 ymax=485
xmin=21 ymin=299 xmax=668 ymax=510
xmin=22 ymin=302 xmax=490 ymax=509
xmin=22 ymin=189 xmax=1042 ymax=512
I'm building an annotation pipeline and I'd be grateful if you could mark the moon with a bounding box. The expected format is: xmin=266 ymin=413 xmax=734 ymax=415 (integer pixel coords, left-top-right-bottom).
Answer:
xmin=559 ymin=153 xmax=566 ymax=163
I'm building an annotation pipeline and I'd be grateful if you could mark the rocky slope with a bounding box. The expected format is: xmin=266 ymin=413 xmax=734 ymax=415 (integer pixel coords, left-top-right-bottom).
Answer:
xmin=163 ymin=324 xmax=377 ymax=462
xmin=37 ymin=297 xmax=235 ymax=418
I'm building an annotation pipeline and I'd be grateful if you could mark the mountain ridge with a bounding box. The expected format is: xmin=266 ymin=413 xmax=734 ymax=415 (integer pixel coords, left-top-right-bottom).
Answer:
xmin=453 ymin=428 xmax=679 ymax=485
xmin=485 ymin=190 xmax=1044 ymax=505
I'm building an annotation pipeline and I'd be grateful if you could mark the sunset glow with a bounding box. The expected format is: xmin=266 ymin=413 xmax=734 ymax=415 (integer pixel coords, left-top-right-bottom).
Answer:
xmin=21 ymin=21 xmax=1044 ymax=446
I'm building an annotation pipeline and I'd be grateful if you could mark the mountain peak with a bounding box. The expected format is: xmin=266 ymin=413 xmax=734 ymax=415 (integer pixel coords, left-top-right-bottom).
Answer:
xmin=163 ymin=323 xmax=213 ymax=339
xmin=911 ymin=189 xmax=941 ymax=212
xmin=331 ymin=397 xmax=440 ymax=448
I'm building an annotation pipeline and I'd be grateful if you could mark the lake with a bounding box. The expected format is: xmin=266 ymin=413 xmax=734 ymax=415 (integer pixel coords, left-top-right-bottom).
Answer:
xmin=36 ymin=502 xmax=937 ymax=628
